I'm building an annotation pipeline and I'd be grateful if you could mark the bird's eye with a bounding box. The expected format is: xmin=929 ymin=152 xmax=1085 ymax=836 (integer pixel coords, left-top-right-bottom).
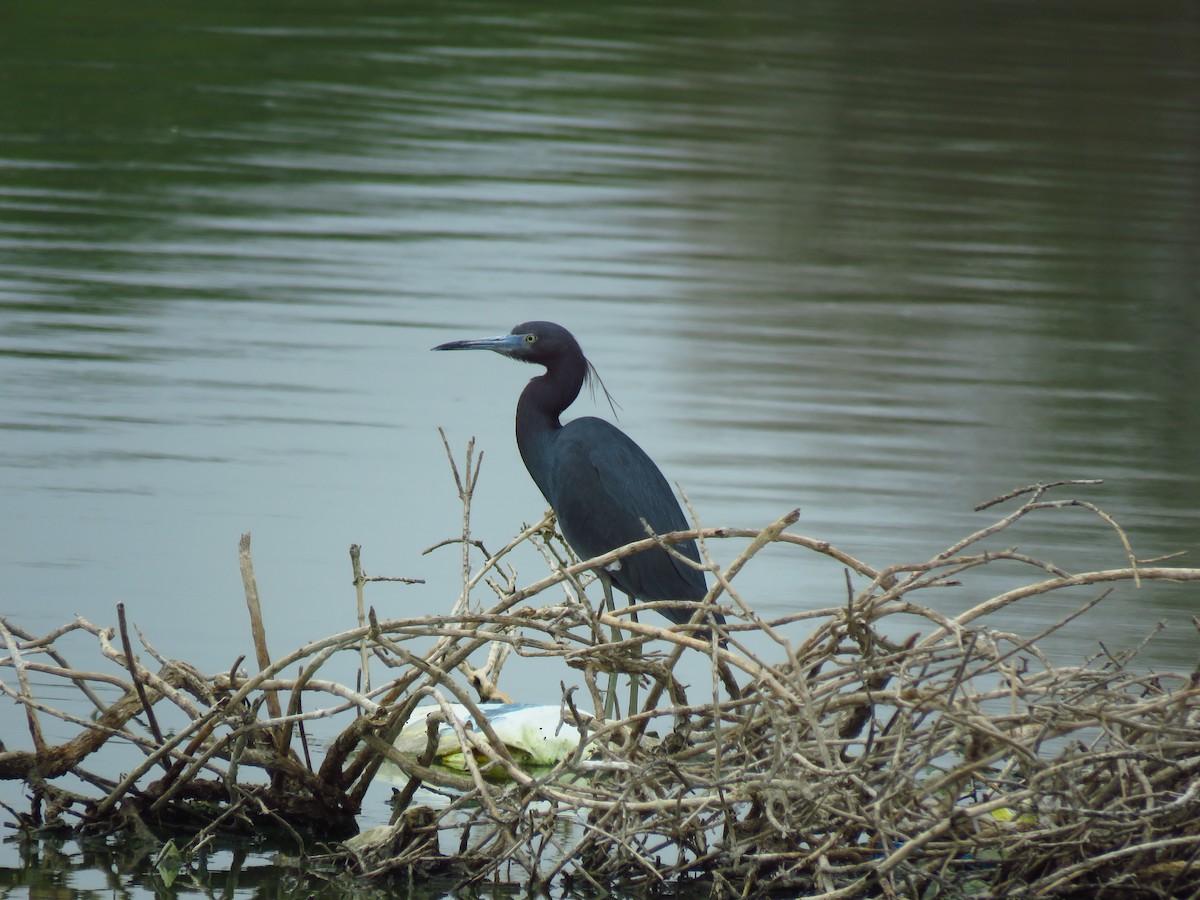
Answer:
xmin=524 ymin=334 xmax=537 ymax=344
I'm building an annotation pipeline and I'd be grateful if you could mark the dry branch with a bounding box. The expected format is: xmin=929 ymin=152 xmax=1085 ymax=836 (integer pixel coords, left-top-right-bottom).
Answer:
xmin=1 ymin=475 xmax=1198 ymax=898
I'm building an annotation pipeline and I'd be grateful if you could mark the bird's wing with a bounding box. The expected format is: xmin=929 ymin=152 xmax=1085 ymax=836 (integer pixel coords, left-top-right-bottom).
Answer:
xmin=549 ymin=417 xmax=707 ymax=606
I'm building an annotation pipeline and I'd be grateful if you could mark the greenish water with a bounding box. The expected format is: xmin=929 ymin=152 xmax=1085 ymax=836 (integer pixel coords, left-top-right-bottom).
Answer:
xmin=2 ymin=1 xmax=1197 ymax=895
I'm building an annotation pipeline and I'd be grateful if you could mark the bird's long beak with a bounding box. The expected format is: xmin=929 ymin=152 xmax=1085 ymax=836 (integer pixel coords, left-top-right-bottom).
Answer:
xmin=432 ymin=334 xmax=523 ymax=354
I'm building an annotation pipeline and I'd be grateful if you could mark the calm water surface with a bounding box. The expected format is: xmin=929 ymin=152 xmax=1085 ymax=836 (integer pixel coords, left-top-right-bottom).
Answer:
xmin=2 ymin=1 xmax=1197 ymax=894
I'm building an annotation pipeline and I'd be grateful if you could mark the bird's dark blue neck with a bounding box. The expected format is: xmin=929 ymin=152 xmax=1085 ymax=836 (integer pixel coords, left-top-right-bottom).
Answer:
xmin=515 ymin=358 xmax=586 ymax=502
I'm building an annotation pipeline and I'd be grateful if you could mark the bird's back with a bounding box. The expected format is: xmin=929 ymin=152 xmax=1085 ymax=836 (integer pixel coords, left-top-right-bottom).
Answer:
xmin=544 ymin=416 xmax=716 ymax=623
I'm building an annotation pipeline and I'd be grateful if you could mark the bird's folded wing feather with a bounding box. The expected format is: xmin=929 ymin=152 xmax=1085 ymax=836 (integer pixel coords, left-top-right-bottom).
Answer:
xmin=550 ymin=418 xmax=704 ymax=603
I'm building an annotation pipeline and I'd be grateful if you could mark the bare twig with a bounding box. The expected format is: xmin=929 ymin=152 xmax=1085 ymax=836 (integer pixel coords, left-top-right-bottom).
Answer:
xmin=239 ymin=533 xmax=282 ymax=725
xmin=2 ymin=473 xmax=1198 ymax=898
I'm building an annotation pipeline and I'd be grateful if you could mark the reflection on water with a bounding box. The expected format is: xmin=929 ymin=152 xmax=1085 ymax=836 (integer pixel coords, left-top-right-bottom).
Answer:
xmin=1 ymin=0 xmax=1197 ymax=892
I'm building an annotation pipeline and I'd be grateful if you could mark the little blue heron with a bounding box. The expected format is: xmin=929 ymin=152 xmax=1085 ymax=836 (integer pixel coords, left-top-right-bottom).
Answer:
xmin=433 ymin=321 xmax=723 ymax=634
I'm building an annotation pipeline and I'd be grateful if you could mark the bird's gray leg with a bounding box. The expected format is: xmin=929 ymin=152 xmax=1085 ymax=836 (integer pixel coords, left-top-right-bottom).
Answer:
xmin=599 ymin=572 xmax=641 ymax=718
xmin=600 ymin=574 xmax=620 ymax=719
xmin=626 ymin=593 xmax=641 ymax=716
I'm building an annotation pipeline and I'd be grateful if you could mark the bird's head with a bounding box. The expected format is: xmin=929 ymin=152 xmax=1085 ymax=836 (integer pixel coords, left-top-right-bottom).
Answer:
xmin=433 ymin=321 xmax=618 ymax=414
xmin=432 ymin=321 xmax=580 ymax=365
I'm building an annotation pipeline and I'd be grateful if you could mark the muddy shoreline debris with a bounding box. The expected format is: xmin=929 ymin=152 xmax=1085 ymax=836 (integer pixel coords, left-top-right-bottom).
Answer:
xmin=3 ymin=464 xmax=1198 ymax=898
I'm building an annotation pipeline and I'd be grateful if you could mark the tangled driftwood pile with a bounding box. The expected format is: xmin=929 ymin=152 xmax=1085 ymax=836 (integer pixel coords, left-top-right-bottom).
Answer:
xmin=2 ymin=453 xmax=1198 ymax=897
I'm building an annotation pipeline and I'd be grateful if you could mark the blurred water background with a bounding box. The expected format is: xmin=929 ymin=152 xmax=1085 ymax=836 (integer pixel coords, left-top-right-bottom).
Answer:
xmin=1 ymin=1 xmax=1197 ymax=895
